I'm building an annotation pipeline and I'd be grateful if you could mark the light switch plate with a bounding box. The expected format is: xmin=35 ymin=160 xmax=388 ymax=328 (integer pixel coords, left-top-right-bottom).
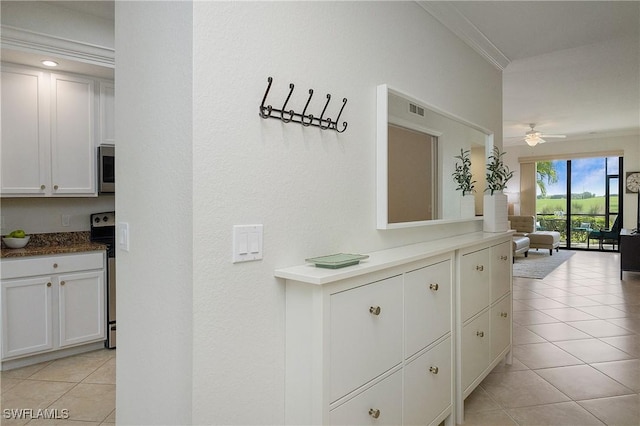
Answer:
xmin=233 ymin=224 xmax=263 ymax=263
xmin=118 ymin=222 xmax=130 ymax=252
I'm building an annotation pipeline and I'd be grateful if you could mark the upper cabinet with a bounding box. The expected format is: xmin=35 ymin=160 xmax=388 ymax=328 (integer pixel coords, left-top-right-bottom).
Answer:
xmin=99 ymin=81 xmax=115 ymax=146
xmin=1 ymin=64 xmax=112 ymax=197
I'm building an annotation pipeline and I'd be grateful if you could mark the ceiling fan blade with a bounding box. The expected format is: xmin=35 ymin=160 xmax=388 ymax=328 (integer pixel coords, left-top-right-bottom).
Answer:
xmin=540 ymin=134 xmax=566 ymax=138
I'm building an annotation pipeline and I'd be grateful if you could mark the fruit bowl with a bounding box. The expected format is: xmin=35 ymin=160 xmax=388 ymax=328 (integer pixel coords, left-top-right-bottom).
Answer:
xmin=2 ymin=236 xmax=31 ymax=249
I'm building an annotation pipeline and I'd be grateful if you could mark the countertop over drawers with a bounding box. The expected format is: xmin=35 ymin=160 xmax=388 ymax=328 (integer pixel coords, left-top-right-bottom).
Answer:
xmin=0 ymin=232 xmax=106 ymax=258
xmin=275 ymin=231 xmax=513 ymax=285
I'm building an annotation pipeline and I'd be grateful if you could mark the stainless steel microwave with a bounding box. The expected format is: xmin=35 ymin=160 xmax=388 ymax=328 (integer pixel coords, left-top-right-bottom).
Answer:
xmin=98 ymin=145 xmax=115 ymax=193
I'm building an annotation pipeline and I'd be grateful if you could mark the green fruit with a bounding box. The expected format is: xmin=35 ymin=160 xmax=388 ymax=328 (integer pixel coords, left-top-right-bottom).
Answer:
xmin=8 ymin=229 xmax=25 ymax=238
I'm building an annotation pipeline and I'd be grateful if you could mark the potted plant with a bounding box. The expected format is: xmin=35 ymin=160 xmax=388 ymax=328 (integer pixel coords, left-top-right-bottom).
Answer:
xmin=484 ymin=146 xmax=514 ymax=232
xmin=452 ymin=148 xmax=476 ymax=218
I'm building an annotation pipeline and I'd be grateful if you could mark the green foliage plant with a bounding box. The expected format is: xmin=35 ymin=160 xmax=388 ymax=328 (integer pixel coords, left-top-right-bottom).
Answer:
xmin=452 ymin=148 xmax=476 ymax=195
xmin=485 ymin=146 xmax=514 ymax=195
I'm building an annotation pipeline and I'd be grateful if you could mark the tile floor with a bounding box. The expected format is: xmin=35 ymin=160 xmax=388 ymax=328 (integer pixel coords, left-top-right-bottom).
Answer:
xmin=2 ymin=251 xmax=639 ymax=425
xmin=1 ymin=348 xmax=115 ymax=425
xmin=464 ymin=250 xmax=640 ymax=425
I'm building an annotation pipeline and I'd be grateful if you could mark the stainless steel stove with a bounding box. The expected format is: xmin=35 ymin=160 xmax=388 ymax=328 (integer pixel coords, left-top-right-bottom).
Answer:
xmin=90 ymin=211 xmax=116 ymax=349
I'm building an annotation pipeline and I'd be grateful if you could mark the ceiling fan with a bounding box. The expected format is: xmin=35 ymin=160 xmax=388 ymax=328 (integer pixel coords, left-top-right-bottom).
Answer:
xmin=524 ymin=123 xmax=566 ymax=146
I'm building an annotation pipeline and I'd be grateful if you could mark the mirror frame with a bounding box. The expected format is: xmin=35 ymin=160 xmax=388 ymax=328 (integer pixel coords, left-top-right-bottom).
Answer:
xmin=376 ymin=84 xmax=493 ymax=229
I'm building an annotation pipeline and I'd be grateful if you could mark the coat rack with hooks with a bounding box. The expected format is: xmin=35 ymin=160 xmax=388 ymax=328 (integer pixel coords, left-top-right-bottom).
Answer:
xmin=259 ymin=77 xmax=348 ymax=133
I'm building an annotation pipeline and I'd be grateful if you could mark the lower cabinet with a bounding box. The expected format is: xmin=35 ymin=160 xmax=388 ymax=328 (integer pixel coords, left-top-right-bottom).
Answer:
xmin=1 ymin=252 xmax=106 ymax=364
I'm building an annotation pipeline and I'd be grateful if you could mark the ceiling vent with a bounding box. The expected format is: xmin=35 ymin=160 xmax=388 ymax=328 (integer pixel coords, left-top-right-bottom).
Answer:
xmin=409 ymin=102 xmax=425 ymax=117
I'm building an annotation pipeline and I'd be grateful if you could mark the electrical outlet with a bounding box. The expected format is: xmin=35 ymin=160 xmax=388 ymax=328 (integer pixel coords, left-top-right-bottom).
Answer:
xmin=62 ymin=215 xmax=70 ymax=227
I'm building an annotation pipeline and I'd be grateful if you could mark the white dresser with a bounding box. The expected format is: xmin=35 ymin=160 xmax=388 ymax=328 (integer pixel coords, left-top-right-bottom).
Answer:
xmin=275 ymin=232 xmax=512 ymax=425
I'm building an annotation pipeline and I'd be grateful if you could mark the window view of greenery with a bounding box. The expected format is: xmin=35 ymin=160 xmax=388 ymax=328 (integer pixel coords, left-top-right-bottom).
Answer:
xmin=536 ymin=157 xmax=620 ymax=249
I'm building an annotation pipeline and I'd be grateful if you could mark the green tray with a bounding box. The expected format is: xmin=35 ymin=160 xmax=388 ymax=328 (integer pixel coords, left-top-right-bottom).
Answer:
xmin=305 ymin=253 xmax=369 ymax=269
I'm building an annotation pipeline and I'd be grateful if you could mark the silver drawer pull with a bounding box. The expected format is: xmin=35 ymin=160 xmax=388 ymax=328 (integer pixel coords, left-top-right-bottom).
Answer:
xmin=500 ymin=312 xmax=508 ymax=318
xmin=476 ymin=265 xmax=484 ymax=271
xmin=47 ymin=282 xmax=52 ymax=287
xmin=60 ymin=281 xmax=65 ymax=286
xmin=429 ymin=283 xmax=439 ymax=291
xmin=40 ymin=184 xmax=46 ymax=190
xmin=429 ymin=366 xmax=439 ymax=374
xmin=369 ymin=306 xmax=381 ymax=316
xmin=368 ymin=408 xmax=380 ymax=419
xmin=53 ymin=185 xmax=59 ymax=190
xmin=476 ymin=331 xmax=485 ymax=337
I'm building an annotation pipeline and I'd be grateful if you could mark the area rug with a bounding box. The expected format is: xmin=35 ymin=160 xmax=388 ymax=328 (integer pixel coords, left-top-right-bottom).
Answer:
xmin=513 ymin=250 xmax=575 ymax=279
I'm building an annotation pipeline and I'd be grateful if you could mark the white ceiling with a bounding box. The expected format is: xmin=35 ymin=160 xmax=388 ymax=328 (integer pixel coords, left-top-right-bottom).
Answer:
xmin=421 ymin=1 xmax=640 ymax=146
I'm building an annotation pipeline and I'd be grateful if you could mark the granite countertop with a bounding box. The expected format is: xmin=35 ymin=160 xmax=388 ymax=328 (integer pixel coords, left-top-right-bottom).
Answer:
xmin=1 ymin=232 xmax=107 ymax=258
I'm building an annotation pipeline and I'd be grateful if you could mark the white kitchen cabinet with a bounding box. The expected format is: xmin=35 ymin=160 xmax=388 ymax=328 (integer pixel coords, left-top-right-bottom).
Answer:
xmin=1 ymin=276 xmax=54 ymax=359
xmin=1 ymin=252 xmax=106 ymax=368
xmin=0 ymin=66 xmax=50 ymax=195
xmin=1 ymin=64 xmax=104 ymax=197
xmin=99 ymin=81 xmax=115 ymax=145
xmin=456 ymin=236 xmax=512 ymax=423
xmin=50 ymin=73 xmax=96 ymax=195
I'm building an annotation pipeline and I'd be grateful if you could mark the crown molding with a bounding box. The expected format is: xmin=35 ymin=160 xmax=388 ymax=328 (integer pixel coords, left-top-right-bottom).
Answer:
xmin=1 ymin=26 xmax=114 ymax=68
xmin=418 ymin=1 xmax=510 ymax=71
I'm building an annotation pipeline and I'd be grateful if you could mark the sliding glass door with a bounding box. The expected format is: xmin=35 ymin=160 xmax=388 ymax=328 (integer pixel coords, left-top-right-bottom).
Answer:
xmin=536 ymin=156 xmax=622 ymax=250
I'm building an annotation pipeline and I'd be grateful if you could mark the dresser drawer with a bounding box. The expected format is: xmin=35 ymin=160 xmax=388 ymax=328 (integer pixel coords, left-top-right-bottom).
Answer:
xmin=330 ymin=369 xmax=402 ymax=426
xmin=403 ymin=336 xmax=452 ymax=426
xmin=461 ymin=310 xmax=491 ymax=392
xmin=490 ymin=241 xmax=511 ymax=303
xmin=1 ymin=252 xmax=104 ymax=279
xmin=491 ymin=294 xmax=512 ymax=358
xmin=460 ymin=248 xmax=491 ymax=322
xmin=404 ymin=260 xmax=452 ymax=358
xmin=330 ymin=275 xmax=403 ymax=402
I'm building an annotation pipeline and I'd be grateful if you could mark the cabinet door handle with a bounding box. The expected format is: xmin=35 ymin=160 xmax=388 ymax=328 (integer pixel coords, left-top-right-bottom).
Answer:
xmin=368 ymin=408 xmax=380 ymax=419
xmin=369 ymin=306 xmax=381 ymax=316
xmin=53 ymin=263 xmax=58 ymax=269
xmin=40 ymin=184 xmax=46 ymax=190
xmin=46 ymin=282 xmax=52 ymax=287
xmin=429 ymin=283 xmax=439 ymax=291
xmin=500 ymin=312 xmax=508 ymax=318
xmin=476 ymin=331 xmax=485 ymax=337
xmin=60 ymin=281 xmax=65 ymax=286
xmin=429 ymin=366 xmax=439 ymax=374
xmin=476 ymin=265 xmax=484 ymax=271
xmin=500 ymin=255 xmax=508 ymax=261
xmin=54 ymin=185 xmax=59 ymax=190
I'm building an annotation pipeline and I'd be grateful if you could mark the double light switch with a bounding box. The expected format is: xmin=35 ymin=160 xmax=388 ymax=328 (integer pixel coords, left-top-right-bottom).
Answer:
xmin=233 ymin=224 xmax=263 ymax=263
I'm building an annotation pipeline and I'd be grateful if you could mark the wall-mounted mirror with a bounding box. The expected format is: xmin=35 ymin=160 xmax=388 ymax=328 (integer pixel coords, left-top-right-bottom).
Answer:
xmin=377 ymin=84 xmax=492 ymax=229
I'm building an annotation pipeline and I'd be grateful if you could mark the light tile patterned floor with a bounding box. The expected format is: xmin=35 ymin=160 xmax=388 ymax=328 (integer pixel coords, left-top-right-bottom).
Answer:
xmin=465 ymin=250 xmax=640 ymax=425
xmin=1 ymin=349 xmax=115 ymax=425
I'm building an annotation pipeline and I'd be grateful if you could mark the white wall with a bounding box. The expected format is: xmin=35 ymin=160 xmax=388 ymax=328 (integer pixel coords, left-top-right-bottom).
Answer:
xmin=1 ymin=196 xmax=115 ymax=234
xmin=114 ymin=2 xmax=193 ymax=425
xmin=504 ymin=134 xmax=640 ymax=229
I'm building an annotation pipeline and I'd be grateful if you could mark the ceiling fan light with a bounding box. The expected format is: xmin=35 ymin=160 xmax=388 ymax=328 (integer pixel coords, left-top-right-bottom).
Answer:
xmin=525 ymin=137 xmax=538 ymax=147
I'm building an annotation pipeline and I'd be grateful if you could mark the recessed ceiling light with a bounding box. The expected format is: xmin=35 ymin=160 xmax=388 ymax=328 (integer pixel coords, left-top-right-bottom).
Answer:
xmin=41 ymin=60 xmax=59 ymax=67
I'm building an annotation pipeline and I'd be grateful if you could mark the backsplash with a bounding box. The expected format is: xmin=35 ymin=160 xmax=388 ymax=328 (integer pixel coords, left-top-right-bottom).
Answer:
xmin=0 ymin=196 xmax=115 ymax=235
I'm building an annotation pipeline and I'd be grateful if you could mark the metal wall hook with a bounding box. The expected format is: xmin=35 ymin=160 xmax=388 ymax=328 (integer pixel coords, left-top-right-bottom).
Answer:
xmin=280 ymin=84 xmax=295 ymax=123
xmin=319 ymin=94 xmax=332 ymax=130
xmin=258 ymin=77 xmax=348 ymax=133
